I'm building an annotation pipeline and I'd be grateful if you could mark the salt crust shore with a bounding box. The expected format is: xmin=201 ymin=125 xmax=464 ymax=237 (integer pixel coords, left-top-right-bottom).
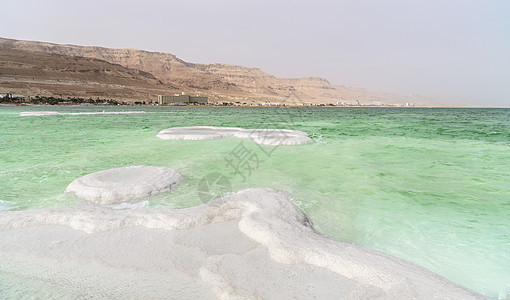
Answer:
xmin=157 ymin=126 xmax=312 ymax=146
xmin=65 ymin=165 xmax=182 ymax=204
xmin=0 ymin=188 xmax=485 ymax=299
xmin=20 ymin=111 xmax=145 ymax=116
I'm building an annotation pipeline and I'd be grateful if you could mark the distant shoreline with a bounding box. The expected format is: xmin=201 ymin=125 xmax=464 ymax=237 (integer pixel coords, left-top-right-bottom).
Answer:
xmin=1 ymin=103 xmax=509 ymax=109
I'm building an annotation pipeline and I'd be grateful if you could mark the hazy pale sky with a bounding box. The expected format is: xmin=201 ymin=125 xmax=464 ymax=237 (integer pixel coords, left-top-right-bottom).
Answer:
xmin=1 ymin=0 xmax=509 ymax=106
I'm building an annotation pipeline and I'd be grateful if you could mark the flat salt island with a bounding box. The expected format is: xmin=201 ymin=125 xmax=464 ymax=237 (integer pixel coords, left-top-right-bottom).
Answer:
xmin=157 ymin=126 xmax=312 ymax=146
xmin=65 ymin=165 xmax=182 ymax=204
xmin=0 ymin=188 xmax=485 ymax=299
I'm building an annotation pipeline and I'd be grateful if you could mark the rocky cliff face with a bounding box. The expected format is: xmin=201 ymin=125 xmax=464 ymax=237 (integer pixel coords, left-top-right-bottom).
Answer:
xmin=0 ymin=47 xmax=174 ymax=102
xmin=0 ymin=37 xmax=436 ymax=105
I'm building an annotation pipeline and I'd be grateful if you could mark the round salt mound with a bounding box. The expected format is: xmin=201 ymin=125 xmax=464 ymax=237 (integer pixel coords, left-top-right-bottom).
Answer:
xmin=65 ymin=165 xmax=182 ymax=204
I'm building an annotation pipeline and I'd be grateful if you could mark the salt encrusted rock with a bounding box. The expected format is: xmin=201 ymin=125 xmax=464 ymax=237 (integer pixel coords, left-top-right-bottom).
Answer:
xmin=157 ymin=126 xmax=311 ymax=146
xmin=65 ymin=165 xmax=182 ymax=204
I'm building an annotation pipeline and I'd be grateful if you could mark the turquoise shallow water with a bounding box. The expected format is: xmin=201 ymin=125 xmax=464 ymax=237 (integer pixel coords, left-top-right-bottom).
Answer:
xmin=1 ymin=106 xmax=509 ymax=298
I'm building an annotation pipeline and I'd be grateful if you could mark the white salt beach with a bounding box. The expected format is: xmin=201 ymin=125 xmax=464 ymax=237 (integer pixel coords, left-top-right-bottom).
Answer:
xmin=157 ymin=126 xmax=312 ymax=146
xmin=0 ymin=188 xmax=486 ymax=299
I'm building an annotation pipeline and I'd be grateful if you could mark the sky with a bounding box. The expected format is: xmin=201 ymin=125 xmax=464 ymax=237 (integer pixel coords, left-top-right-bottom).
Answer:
xmin=1 ymin=0 xmax=509 ymax=106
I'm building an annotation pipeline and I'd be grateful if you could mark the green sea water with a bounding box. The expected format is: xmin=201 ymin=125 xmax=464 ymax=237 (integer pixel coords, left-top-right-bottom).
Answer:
xmin=1 ymin=106 xmax=509 ymax=299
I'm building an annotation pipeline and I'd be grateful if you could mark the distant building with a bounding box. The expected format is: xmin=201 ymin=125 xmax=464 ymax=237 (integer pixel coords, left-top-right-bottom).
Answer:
xmin=263 ymin=102 xmax=281 ymax=106
xmin=0 ymin=94 xmax=26 ymax=101
xmin=158 ymin=93 xmax=208 ymax=105
xmin=1 ymin=93 xmax=25 ymax=99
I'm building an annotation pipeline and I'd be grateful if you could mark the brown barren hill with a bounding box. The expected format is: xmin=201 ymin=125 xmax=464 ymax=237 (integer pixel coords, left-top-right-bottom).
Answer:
xmin=0 ymin=37 xmax=442 ymax=105
xmin=0 ymin=47 xmax=178 ymax=102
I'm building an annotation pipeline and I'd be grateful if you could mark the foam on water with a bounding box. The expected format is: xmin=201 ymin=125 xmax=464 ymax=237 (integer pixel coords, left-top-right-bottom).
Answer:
xmin=0 ymin=188 xmax=485 ymax=299
xmin=20 ymin=111 xmax=145 ymax=116
xmin=157 ymin=126 xmax=312 ymax=146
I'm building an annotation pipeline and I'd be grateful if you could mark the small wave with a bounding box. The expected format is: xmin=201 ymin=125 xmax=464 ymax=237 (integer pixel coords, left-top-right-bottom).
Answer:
xmin=308 ymin=133 xmax=328 ymax=144
xmin=0 ymin=200 xmax=18 ymax=211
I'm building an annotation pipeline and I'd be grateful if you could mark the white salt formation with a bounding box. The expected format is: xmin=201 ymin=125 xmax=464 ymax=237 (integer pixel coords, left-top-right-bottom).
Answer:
xmin=20 ymin=111 xmax=145 ymax=116
xmin=65 ymin=165 xmax=182 ymax=204
xmin=0 ymin=188 xmax=485 ymax=299
xmin=157 ymin=126 xmax=312 ymax=146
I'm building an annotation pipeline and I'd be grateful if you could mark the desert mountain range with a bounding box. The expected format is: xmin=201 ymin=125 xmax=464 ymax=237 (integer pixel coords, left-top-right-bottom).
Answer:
xmin=0 ymin=37 xmax=440 ymax=105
